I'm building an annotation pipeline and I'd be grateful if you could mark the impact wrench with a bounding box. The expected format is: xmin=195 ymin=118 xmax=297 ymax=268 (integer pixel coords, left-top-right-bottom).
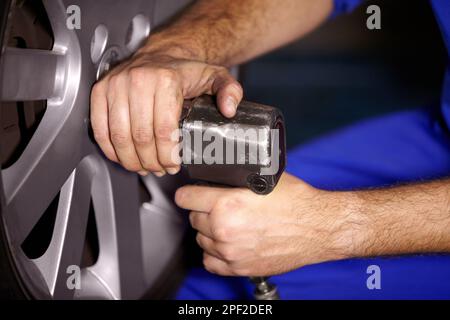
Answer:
xmin=88 ymin=94 xmax=286 ymax=300
xmin=180 ymin=95 xmax=286 ymax=300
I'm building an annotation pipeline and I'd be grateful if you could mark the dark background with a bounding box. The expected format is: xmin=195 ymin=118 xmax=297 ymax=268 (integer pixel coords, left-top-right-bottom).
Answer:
xmin=240 ymin=0 xmax=447 ymax=148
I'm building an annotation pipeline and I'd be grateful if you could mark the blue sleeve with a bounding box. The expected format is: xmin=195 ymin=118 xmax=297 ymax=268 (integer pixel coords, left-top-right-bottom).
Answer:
xmin=330 ymin=0 xmax=366 ymax=18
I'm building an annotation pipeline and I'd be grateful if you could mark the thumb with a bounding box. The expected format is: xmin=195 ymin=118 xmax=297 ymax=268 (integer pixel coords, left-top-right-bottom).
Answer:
xmin=210 ymin=69 xmax=243 ymax=118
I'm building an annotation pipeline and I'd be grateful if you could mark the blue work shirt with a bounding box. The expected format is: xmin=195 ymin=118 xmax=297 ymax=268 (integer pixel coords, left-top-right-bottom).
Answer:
xmin=176 ymin=0 xmax=450 ymax=300
xmin=334 ymin=0 xmax=450 ymax=129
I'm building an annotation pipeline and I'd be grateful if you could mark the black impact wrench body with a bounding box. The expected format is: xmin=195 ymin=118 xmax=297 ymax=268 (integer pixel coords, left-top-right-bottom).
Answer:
xmin=180 ymin=95 xmax=286 ymax=300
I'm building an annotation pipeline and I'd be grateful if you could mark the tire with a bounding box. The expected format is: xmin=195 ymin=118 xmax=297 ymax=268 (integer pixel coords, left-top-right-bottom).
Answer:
xmin=0 ymin=0 xmax=191 ymax=300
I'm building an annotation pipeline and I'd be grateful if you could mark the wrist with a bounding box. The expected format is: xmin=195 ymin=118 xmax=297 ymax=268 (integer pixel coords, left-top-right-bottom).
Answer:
xmin=289 ymin=180 xmax=369 ymax=265
xmin=138 ymin=30 xmax=207 ymax=62
xmin=322 ymin=190 xmax=370 ymax=260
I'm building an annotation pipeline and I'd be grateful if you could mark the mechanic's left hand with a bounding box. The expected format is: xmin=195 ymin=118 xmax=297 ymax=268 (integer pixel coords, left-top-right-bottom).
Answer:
xmin=175 ymin=173 xmax=361 ymax=276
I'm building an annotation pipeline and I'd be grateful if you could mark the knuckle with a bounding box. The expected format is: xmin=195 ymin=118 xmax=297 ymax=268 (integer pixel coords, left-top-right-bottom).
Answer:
xmin=211 ymin=226 xmax=234 ymax=242
xmin=91 ymin=81 xmax=104 ymax=96
xmin=110 ymin=131 xmax=131 ymax=148
xmin=228 ymin=82 xmax=243 ymax=96
xmin=108 ymin=74 xmax=121 ymax=88
xmin=202 ymin=254 xmax=211 ymax=266
xmin=91 ymin=120 xmax=109 ymax=144
xmin=218 ymin=245 xmax=237 ymax=262
xmin=156 ymin=69 xmax=178 ymax=87
xmin=215 ymin=196 xmax=242 ymax=214
xmin=92 ymin=128 xmax=109 ymax=144
xmin=195 ymin=233 xmax=204 ymax=246
xmin=202 ymin=256 xmax=216 ymax=274
xmin=132 ymin=127 xmax=154 ymax=146
xmin=128 ymin=67 xmax=147 ymax=87
xmin=211 ymin=209 xmax=244 ymax=241
xmin=155 ymin=122 xmax=175 ymax=143
xmin=159 ymin=157 xmax=176 ymax=168
xmin=213 ymin=198 xmax=228 ymax=215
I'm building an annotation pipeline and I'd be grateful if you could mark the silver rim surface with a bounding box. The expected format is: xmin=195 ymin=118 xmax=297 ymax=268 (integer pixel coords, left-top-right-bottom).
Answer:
xmin=0 ymin=0 xmax=190 ymax=299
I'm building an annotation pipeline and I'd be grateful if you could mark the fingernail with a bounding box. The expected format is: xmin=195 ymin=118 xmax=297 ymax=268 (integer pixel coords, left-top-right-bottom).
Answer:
xmin=166 ymin=167 xmax=180 ymax=175
xmin=154 ymin=171 xmax=166 ymax=177
xmin=225 ymin=97 xmax=237 ymax=115
xmin=138 ymin=171 xmax=149 ymax=177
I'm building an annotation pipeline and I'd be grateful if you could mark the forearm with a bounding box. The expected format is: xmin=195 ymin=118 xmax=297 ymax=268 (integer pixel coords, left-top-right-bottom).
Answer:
xmin=339 ymin=179 xmax=450 ymax=258
xmin=142 ymin=0 xmax=333 ymax=66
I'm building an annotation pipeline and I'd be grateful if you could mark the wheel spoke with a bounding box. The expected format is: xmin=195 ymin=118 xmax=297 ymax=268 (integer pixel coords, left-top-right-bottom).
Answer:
xmin=140 ymin=198 xmax=185 ymax=287
xmin=78 ymin=158 xmax=121 ymax=299
xmin=107 ymin=167 xmax=148 ymax=299
xmin=140 ymin=175 xmax=176 ymax=211
xmin=139 ymin=175 xmax=185 ymax=286
xmin=33 ymin=161 xmax=93 ymax=298
xmin=0 ymin=48 xmax=65 ymax=101
xmin=82 ymin=159 xmax=146 ymax=299
xmin=2 ymin=129 xmax=87 ymax=243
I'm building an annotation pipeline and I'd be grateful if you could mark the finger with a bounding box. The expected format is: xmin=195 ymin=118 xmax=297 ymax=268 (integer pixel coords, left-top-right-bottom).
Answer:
xmin=107 ymin=76 xmax=144 ymax=172
xmin=175 ymin=185 xmax=229 ymax=212
xmin=128 ymin=70 xmax=165 ymax=175
xmin=90 ymin=82 xmax=119 ymax=162
xmin=203 ymin=252 xmax=234 ymax=276
xmin=210 ymin=68 xmax=243 ymax=118
xmin=189 ymin=211 xmax=213 ymax=238
xmin=154 ymin=71 xmax=183 ymax=175
xmin=195 ymin=233 xmax=222 ymax=259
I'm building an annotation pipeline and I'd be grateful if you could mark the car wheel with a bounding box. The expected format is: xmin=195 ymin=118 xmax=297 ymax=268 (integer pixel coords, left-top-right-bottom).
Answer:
xmin=0 ymin=0 xmax=191 ymax=299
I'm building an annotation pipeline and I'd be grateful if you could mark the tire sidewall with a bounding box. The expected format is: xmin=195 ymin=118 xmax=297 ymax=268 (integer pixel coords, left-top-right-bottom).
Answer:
xmin=0 ymin=0 xmax=30 ymax=300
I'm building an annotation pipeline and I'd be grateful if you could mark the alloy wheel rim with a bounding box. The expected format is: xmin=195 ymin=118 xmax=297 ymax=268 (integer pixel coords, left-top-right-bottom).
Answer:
xmin=0 ymin=0 xmax=187 ymax=299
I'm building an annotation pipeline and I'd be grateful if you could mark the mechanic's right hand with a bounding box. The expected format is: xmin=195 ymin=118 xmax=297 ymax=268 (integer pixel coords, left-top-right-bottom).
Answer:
xmin=90 ymin=51 xmax=243 ymax=176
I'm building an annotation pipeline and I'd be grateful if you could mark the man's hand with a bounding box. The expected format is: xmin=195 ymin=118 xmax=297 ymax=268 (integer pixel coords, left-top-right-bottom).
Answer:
xmin=89 ymin=0 xmax=333 ymax=176
xmin=90 ymin=52 xmax=243 ymax=176
xmin=175 ymin=173 xmax=355 ymax=276
xmin=176 ymin=172 xmax=450 ymax=277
